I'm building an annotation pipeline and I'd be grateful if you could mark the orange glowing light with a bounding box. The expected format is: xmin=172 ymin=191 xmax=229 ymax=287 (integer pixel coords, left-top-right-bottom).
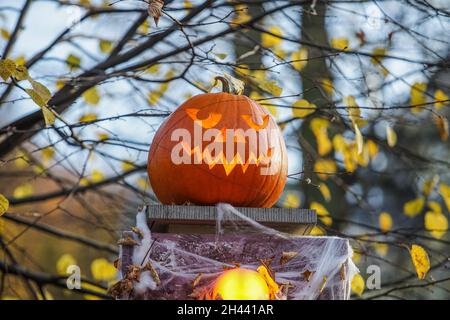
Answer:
xmin=213 ymin=268 xmax=270 ymax=300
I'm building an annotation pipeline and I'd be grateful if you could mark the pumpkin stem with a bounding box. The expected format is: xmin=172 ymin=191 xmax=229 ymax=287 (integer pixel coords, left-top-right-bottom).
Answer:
xmin=214 ymin=76 xmax=232 ymax=94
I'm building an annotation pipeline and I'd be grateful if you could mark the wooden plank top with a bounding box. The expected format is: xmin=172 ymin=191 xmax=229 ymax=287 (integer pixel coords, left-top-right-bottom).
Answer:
xmin=146 ymin=205 xmax=317 ymax=225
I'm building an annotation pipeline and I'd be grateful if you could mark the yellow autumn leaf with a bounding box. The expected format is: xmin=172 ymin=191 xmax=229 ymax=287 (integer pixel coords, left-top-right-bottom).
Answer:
xmin=332 ymin=134 xmax=347 ymax=153
xmin=99 ymin=39 xmax=113 ymax=54
xmin=439 ymin=183 xmax=450 ymax=212
xmin=121 ymin=160 xmax=135 ymax=172
xmin=259 ymin=80 xmax=282 ymax=97
xmin=320 ymin=78 xmax=334 ymax=96
xmin=423 ymin=175 xmax=439 ymax=197
xmin=148 ymin=90 xmax=163 ymax=105
xmin=82 ymin=282 xmax=107 ymax=300
xmin=261 ymin=26 xmax=283 ymax=47
xmin=292 ymin=99 xmax=316 ymax=118
xmin=291 ymin=48 xmax=308 ymax=71
xmin=55 ymin=79 xmax=66 ymax=90
xmin=366 ymin=139 xmax=378 ymax=159
xmin=403 ymin=197 xmax=425 ymax=218
xmin=283 ymin=191 xmax=301 ymax=208
xmin=434 ymin=89 xmax=448 ymax=110
xmin=343 ymin=147 xmax=357 ymax=173
xmin=56 ymin=254 xmax=77 ymax=275
xmin=137 ymin=177 xmax=148 ymax=190
xmin=351 ymin=273 xmax=365 ymax=296
xmin=410 ymin=244 xmax=430 ymax=280
xmin=314 ymin=159 xmax=337 ymax=180
xmin=90 ymin=169 xmax=104 ymax=183
xmin=427 ymin=201 xmax=442 ymax=214
xmin=309 ymin=226 xmax=325 ymax=236
xmin=256 ymin=265 xmax=279 ymax=299
xmin=0 ymin=58 xmax=16 ymax=80
xmin=379 ymin=212 xmax=393 ymax=232
xmin=82 ymin=87 xmax=100 ymax=105
xmin=0 ymin=217 xmax=4 ymax=236
xmin=41 ymin=147 xmax=55 ymax=162
xmin=214 ymin=52 xmax=228 ymax=60
xmin=315 ymin=129 xmax=332 ymax=156
xmin=42 ymin=106 xmax=56 ymax=126
xmin=91 ymin=258 xmax=118 ymax=282
xmin=345 ymin=95 xmax=362 ymax=126
xmin=310 ymin=202 xmax=332 ymax=226
xmin=251 ymin=70 xmax=266 ymax=82
xmin=424 ymin=211 xmax=448 ymax=239
xmin=66 ymin=54 xmax=81 ymax=70
xmin=13 ymin=183 xmax=33 ymax=199
xmin=145 ymin=64 xmax=160 ymax=74
xmin=1 ymin=28 xmax=10 ymax=40
xmin=138 ymin=20 xmax=150 ymax=34
xmin=433 ymin=115 xmax=449 ymax=141
xmin=232 ymin=5 xmax=251 ymax=25
xmin=386 ymin=125 xmax=397 ymax=147
xmin=14 ymin=151 xmax=29 ymax=168
xmin=310 ymin=117 xmax=330 ymax=132
xmin=374 ymin=243 xmax=389 ymax=257
xmin=352 ymin=250 xmax=362 ymax=264
xmin=0 ymin=296 xmax=19 ymax=300
xmin=354 ymin=123 xmax=363 ymax=155
xmin=37 ymin=289 xmax=54 ymax=300
xmin=410 ymin=82 xmax=427 ymax=113
xmin=13 ymin=65 xmax=29 ymax=81
xmin=370 ymin=47 xmax=386 ymax=65
xmin=319 ymin=183 xmax=331 ymax=202
xmin=0 ymin=194 xmax=9 ymax=216
xmin=97 ymin=132 xmax=109 ymax=141
xmin=274 ymin=49 xmax=286 ymax=61
xmin=26 ymin=88 xmax=46 ymax=107
xmin=30 ymin=79 xmax=52 ymax=103
xmin=356 ymin=142 xmax=370 ymax=167
xmin=14 ymin=55 xmax=26 ymax=66
xmin=330 ymin=37 xmax=349 ymax=51
xmin=78 ymin=113 xmax=97 ymax=123
xmin=310 ymin=201 xmax=329 ymax=216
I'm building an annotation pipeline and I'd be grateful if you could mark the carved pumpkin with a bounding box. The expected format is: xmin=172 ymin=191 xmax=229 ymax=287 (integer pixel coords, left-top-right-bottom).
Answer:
xmin=212 ymin=268 xmax=270 ymax=300
xmin=147 ymin=77 xmax=287 ymax=207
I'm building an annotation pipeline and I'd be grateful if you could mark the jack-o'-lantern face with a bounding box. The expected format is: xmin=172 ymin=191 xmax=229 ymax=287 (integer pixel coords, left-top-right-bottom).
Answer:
xmin=148 ymin=82 xmax=287 ymax=207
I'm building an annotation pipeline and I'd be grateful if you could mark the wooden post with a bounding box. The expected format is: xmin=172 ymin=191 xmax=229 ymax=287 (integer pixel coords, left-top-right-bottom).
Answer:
xmin=116 ymin=205 xmax=356 ymax=300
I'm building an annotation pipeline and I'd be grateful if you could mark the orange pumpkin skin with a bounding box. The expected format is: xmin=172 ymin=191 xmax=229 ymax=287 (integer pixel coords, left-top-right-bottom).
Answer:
xmin=147 ymin=92 xmax=287 ymax=208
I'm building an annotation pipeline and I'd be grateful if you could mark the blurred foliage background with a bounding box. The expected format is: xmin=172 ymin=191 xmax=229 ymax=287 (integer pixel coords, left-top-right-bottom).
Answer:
xmin=0 ymin=0 xmax=449 ymax=299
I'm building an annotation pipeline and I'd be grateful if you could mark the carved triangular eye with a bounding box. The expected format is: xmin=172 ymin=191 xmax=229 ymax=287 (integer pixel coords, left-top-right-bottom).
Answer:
xmin=241 ymin=114 xmax=270 ymax=130
xmin=185 ymin=108 xmax=222 ymax=128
